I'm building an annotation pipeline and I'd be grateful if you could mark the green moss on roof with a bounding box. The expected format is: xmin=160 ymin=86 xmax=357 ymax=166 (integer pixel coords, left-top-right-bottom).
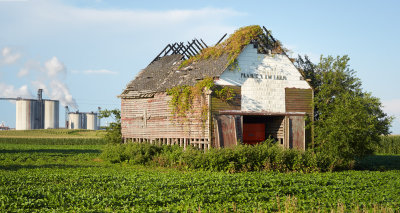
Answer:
xmin=180 ymin=25 xmax=264 ymax=68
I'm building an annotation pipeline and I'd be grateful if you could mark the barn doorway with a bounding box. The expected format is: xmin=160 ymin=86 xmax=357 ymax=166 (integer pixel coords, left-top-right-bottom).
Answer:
xmin=216 ymin=111 xmax=307 ymax=150
xmin=242 ymin=116 xmax=284 ymax=145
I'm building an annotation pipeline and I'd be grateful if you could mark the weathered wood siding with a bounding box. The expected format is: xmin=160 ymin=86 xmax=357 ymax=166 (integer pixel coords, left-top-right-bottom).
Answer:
xmin=210 ymin=86 xmax=241 ymax=146
xmin=210 ymin=86 xmax=241 ymax=115
xmin=265 ymin=117 xmax=285 ymax=141
xmin=287 ymin=115 xmax=305 ymax=150
xmin=285 ymin=88 xmax=313 ymax=114
xmin=214 ymin=115 xmax=237 ymax=148
xmin=121 ymin=92 xmax=210 ymax=140
xmin=285 ymin=88 xmax=313 ymax=149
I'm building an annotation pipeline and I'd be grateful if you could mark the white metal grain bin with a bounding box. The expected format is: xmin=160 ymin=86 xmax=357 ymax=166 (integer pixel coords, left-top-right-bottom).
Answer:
xmin=16 ymin=100 xmax=35 ymax=130
xmin=44 ymin=100 xmax=59 ymax=129
xmin=68 ymin=112 xmax=81 ymax=129
xmin=86 ymin=113 xmax=98 ymax=130
xmin=81 ymin=113 xmax=87 ymax=129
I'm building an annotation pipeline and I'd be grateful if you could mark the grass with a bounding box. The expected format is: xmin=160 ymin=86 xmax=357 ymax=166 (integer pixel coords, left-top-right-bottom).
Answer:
xmin=0 ymin=143 xmax=103 ymax=168
xmin=0 ymin=129 xmax=105 ymax=138
xmin=0 ymin=129 xmax=106 ymax=145
xmin=0 ymin=139 xmax=400 ymax=212
xmin=0 ymin=137 xmax=106 ymax=145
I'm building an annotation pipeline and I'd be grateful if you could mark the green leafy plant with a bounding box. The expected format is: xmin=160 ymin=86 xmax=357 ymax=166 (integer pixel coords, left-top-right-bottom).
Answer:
xmin=228 ymin=59 xmax=240 ymax=71
xmin=295 ymin=55 xmax=393 ymax=161
xmin=214 ymin=86 xmax=235 ymax=102
xmin=166 ymin=85 xmax=193 ymax=118
xmin=166 ymin=78 xmax=213 ymax=124
xmin=98 ymin=109 xmax=122 ymax=144
xmin=100 ymin=141 xmax=359 ymax=172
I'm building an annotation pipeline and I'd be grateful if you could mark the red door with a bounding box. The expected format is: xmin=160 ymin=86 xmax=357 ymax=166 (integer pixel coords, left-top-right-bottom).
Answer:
xmin=243 ymin=123 xmax=266 ymax=144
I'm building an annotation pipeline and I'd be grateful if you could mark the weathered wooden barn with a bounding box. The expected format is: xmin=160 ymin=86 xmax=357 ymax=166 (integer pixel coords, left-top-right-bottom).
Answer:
xmin=119 ymin=25 xmax=313 ymax=150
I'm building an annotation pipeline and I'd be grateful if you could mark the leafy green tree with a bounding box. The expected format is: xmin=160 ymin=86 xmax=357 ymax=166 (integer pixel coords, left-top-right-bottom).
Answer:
xmin=99 ymin=109 xmax=122 ymax=144
xmin=296 ymin=55 xmax=392 ymax=162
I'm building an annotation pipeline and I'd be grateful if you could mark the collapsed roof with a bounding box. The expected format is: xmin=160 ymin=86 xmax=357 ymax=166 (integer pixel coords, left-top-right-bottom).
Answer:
xmin=120 ymin=25 xmax=285 ymax=99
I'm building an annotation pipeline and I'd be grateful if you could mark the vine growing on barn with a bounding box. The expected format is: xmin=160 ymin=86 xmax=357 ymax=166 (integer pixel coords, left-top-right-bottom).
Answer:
xmin=179 ymin=25 xmax=287 ymax=70
xmin=166 ymin=77 xmax=235 ymax=126
xmin=179 ymin=25 xmax=264 ymax=69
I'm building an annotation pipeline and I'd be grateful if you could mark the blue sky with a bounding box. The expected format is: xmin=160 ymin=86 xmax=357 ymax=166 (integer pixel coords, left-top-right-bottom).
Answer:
xmin=0 ymin=0 xmax=399 ymax=133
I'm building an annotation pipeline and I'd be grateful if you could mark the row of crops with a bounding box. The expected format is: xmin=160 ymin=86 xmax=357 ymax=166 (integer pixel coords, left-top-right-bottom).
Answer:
xmin=0 ymin=129 xmax=105 ymax=138
xmin=0 ymin=143 xmax=103 ymax=167
xmin=0 ymin=130 xmax=398 ymax=153
xmin=0 ymin=137 xmax=106 ymax=145
xmin=1 ymin=164 xmax=399 ymax=212
xmin=1 ymin=140 xmax=400 ymax=211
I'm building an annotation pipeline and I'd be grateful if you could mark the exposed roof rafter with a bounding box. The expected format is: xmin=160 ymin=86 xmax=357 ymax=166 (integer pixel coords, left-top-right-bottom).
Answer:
xmin=151 ymin=39 xmax=208 ymax=64
xmin=151 ymin=26 xmax=284 ymax=64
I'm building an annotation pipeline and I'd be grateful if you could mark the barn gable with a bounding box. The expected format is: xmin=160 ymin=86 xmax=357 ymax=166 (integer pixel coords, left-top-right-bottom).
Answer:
xmin=120 ymin=25 xmax=279 ymax=98
xmin=216 ymin=44 xmax=312 ymax=112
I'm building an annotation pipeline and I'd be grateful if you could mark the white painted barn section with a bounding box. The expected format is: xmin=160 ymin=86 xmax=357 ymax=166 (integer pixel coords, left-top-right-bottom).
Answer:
xmin=216 ymin=44 xmax=311 ymax=112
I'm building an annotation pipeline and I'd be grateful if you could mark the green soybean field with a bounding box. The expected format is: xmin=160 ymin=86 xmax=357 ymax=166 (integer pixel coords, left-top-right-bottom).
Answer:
xmin=1 ymin=141 xmax=400 ymax=212
xmin=0 ymin=129 xmax=105 ymax=139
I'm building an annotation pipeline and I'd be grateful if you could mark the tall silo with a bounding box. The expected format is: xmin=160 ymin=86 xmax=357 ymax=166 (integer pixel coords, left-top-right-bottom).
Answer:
xmin=34 ymin=100 xmax=44 ymax=129
xmin=16 ymin=99 xmax=35 ymax=130
xmin=44 ymin=100 xmax=59 ymax=129
xmin=81 ymin=113 xmax=87 ymax=129
xmin=86 ymin=113 xmax=98 ymax=130
xmin=35 ymin=89 xmax=44 ymax=129
xmin=68 ymin=112 xmax=81 ymax=129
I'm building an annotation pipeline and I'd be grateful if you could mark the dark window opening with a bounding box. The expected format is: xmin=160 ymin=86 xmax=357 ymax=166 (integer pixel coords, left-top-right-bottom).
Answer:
xmin=242 ymin=116 xmax=284 ymax=145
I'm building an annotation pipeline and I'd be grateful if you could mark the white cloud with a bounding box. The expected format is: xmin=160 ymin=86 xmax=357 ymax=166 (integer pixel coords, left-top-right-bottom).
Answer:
xmin=39 ymin=5 xmax=241 ymax=30
xmin=0 ymin=1 xmax=241 ymax=44
xmin=31 ymin=80 xmax=49 ymax=95
xmin=0 ymin=83 xmax=33 ymax=99
xmin=16 ymin=59 xmax=41 ymax=78
xmin=17 ymin=67 xmax=29 ymax=77
xmin=83 ymin=69 xmax=117 ymax=75
xmin=1 ymin=54 xmax=78 ymax=109
xmin=44 ymin=56 xmax=66 ymax=78
xmin=49 ymin=80 xmax=78 ymax=110
xmin=32 ymin=57 xmax=77 ymax=109
xmin=1 ymin=47 xmax=21 ymax=64
xmin=0 ymin=0 xmax=28 ymax=2
xmin=69 ymin=7 xmax=240 ymax=27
